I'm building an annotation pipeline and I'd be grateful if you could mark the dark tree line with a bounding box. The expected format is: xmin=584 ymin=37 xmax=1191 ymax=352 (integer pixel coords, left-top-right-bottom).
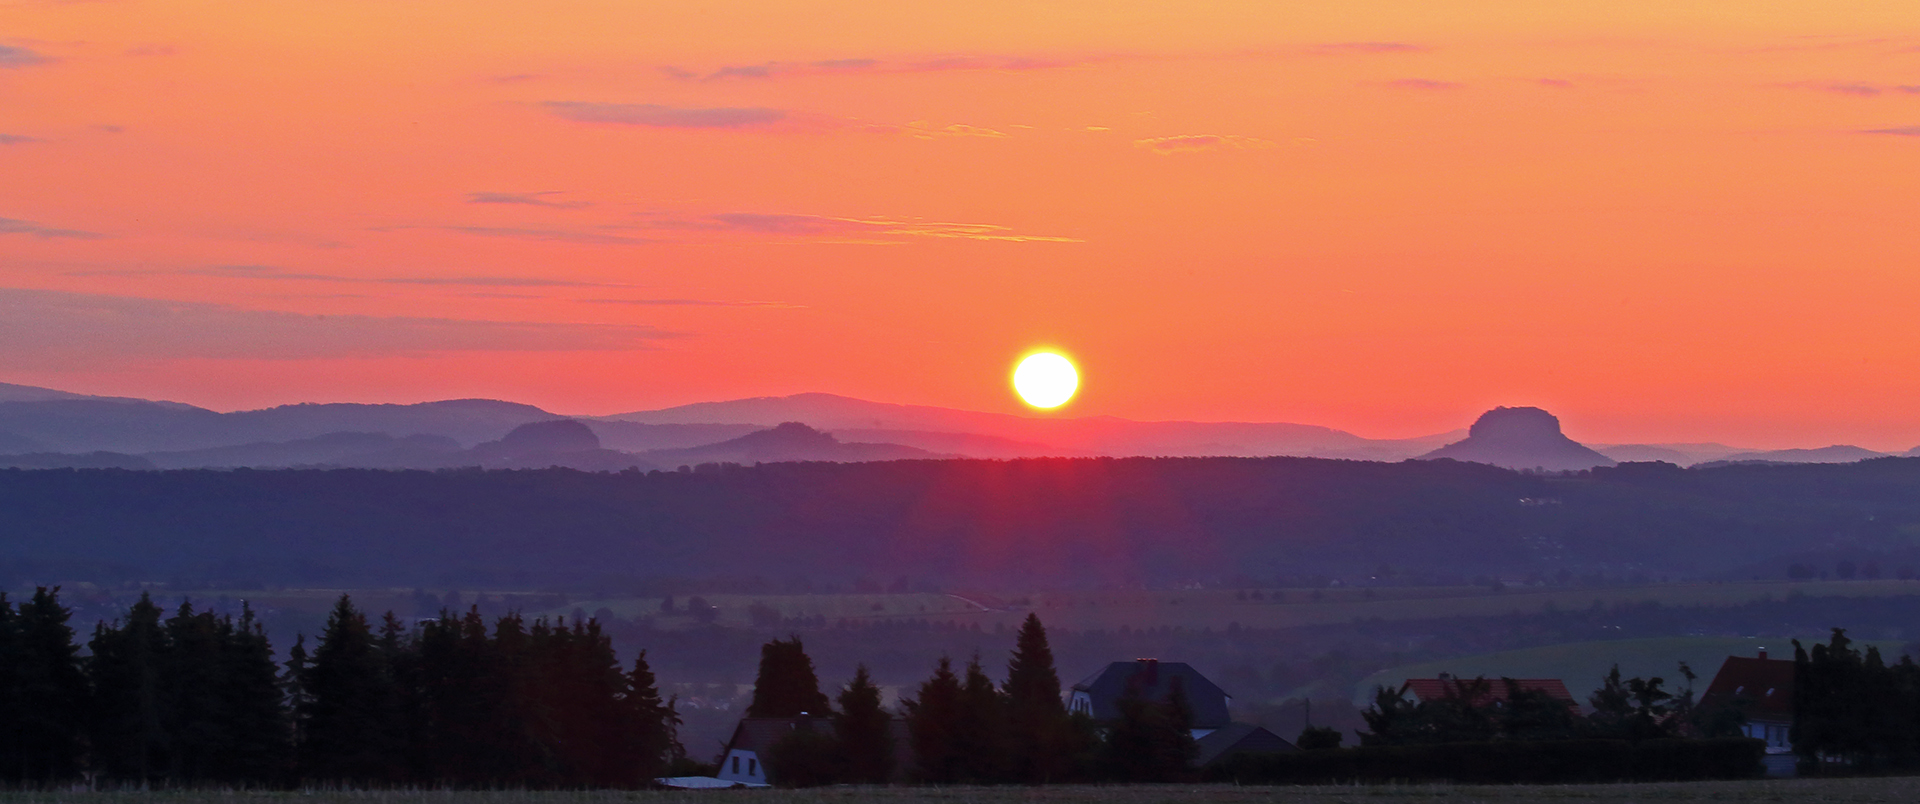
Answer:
xmin=760 ymin=614 xmax=1197 ymax=786
xmin=1360 ymin=666 xmax=1728 ymax=746
xmin=1792 ymin=628 xmax=1920 ymax=772
xmin=0 ymin=588 xmax=683 ymax=788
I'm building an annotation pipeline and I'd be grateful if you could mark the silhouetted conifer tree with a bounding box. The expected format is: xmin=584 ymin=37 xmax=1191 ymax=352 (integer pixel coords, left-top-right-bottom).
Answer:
xmin=956 ymin=654 xmax=1009 ymax=782
xmin=0 ymin=588 xmax=87 ymax=784
xmin=300 ymin=595 xmax=399 ymax=782
xmin=1003 ymin=613 xmax=1071 ymax=782
xmin=748 ymin=636 xmax=830 ymax=717
xmin=835 ymin=664 xmax=894 ymax=783
xmin=624 ymin=647 xmax=680 ymax=784
xmin=87 ymin=592 xmax=169 ymax=783
xmin=1099 ymin=675 xmax=1194 ymax=782
xmin=903 ymin=656 xmax=964 ymax=783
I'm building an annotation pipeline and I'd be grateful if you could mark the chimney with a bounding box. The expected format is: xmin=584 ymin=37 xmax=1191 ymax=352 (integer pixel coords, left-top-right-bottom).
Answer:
xmin=1136 ymin=658 xmax=1159 ymax=686
xmin=1758 ymin=648 xmax=1767 ymax=660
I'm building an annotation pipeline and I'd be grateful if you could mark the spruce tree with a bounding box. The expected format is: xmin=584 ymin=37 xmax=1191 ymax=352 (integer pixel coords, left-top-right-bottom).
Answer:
xmin=902 ymin=656 xmax=964 ymax=783
xmin=625 ymin=648 xmax=679 ymax=784
xmin=748 ymin=636 xmax=831 ymax=717
xmin=1003 ymin=613 xmax=1070 ymax=782
xmin=87 ymin=592 xmax=169 ymax=784
xmin=0 ymin=588 xmax=88 ymax=784
xmin=956 ymin=654 xmax=1009 ymax=782
xmin=835 ymin=664 xmax=894 ymax=783
xmin=222 ymin=602 xmax=292 ymax=783
xmin=300 ymin=595 xmax=398 ymax=782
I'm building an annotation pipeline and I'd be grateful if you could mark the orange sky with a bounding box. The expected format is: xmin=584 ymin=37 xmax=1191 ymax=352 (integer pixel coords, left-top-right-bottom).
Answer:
xmin=4 ymin=1 xmax=1920 ymax=449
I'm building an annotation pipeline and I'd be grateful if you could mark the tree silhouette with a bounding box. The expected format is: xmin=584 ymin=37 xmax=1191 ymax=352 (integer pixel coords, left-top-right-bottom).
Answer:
xmin=747 ymin=636 xmax=830 ymax=717
xmin=835 ymin=664 xmax=894 ymax=783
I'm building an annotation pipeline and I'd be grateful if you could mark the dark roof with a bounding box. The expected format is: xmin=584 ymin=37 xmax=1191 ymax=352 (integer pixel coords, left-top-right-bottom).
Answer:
xmin=723 ymin=716 xmax=829 ymax=755
xmin=1401 ymin=678 xmax=1576 ymax=708
xmin=1699 ymin=655 xmax=1795 ymax=720
xmin=1072 ymin=660 xmax=1232 ymax=728
xmin=1193 ymin=722 xmax=1296 ymax=767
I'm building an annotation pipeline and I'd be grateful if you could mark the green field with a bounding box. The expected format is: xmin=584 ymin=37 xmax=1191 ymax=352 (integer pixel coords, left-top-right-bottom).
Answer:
xmin=6 ymin=780 xmax=1920 ymax=804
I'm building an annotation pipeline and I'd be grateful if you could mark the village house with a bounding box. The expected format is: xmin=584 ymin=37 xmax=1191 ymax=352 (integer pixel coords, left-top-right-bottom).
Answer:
xmin=1070 ymin=658 xmax=1296 ymax=765
xmin=1070 ymin=658 xmax=1234 ymax=738
xmin=1699 ymin=648 xmax=1796 ymax=776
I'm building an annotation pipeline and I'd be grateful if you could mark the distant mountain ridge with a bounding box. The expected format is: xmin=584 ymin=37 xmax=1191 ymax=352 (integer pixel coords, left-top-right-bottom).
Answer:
xmin=2 ymin=381 xmax=1913 ymax=471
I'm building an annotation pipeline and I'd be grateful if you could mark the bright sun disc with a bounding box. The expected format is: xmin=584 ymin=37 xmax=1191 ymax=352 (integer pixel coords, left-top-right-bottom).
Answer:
xmin=1013 ymin=352 xmax=1078 ymax=408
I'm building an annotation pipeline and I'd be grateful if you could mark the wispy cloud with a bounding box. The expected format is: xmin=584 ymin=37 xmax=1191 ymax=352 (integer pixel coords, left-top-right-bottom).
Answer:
xmin=663 ymin=54 xmax=1081 ymax=81
xmin=0 ymin=44 xmax=53 ymax=68
xmin=1133 ymin=134 xmax=1278 ymax=155
xmin=640 ymin=212 xmax=1079 ymax=243
xmin=1313 ymin=42 xmax=1429 ymax=55
xmin=0 ymin=287 xmax=677 ymax=368
xmin=897 ymin=121 xmax=1009 ymax=139
xmin=542 ymin=102 xmax=785 ymax=128
xmin=466 ymin=191 xmax=592 ymax=209
xmin=69 ymin=264 xmax=633 ymax=288
xmin=447 ymin=226 xmax=654 ymax=245
xmin=1863 ymin=126 xmax=1920 ymax=137
xmin=0 ymin=134 xmax=42 ymax=145
xmin=1382 ymin=78 xmax=1462 ymax=90
xmin=578 ymin=298 xmax=803 ymax=308
xmin=1 ymin=216 xmax=104 ymax=240
xmin=1793 ymin=81 xmax=1920 ymax=97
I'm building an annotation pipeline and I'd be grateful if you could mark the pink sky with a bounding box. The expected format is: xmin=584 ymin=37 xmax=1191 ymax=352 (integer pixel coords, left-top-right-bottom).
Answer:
xmin=4 ymin=1 xmax=1920 ymax=449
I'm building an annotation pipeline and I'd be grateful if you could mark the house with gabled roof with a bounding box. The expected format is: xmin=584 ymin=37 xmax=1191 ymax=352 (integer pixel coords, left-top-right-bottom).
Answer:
xmin=1699 ymin=648 xmax=1795 ymax=776
xmin=1069 ymin=658 xmax=1233 ymax=738
xmin=708 ymin=714 xmax=914 ymax=786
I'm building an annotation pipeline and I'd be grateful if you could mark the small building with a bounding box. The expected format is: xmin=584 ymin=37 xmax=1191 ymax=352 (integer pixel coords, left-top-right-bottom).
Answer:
xmin=711 ymin=715 xmax=914 ymax=786
xmin=715 ymin=716 xmax=825 ymax=786
xmin=1192 ymin=722 xmax=1296 ymax=767
xmin=1399 ymin=676 xmax=1579 ymax=711
xmin=1070 ymin=658 xmax=1233 ymax=738
xmin=1699 ymin=648 xmax=1796 ymax=776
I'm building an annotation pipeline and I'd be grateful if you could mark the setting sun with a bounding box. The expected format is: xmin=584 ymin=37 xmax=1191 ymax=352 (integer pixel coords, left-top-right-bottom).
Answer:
xmin=1013 ymin=352 xmax=1079 ymax=409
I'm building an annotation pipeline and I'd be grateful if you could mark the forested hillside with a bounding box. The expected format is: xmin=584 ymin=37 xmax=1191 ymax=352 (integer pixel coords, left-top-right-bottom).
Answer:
xmin=3 ymin=457 xmax=1919 ymax=590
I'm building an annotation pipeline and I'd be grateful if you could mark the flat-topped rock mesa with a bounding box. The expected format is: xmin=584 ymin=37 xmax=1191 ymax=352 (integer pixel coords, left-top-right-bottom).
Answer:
xmin=1419 ymin=406 xmax=1617 ymax=472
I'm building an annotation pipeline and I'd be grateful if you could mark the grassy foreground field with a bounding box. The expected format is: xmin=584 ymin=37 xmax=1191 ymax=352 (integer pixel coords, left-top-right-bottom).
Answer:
xmin=6 ymin=780 xmax=1920 ymax=804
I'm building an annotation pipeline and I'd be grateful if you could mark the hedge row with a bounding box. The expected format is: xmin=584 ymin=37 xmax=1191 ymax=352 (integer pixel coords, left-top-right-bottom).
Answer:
xmin=1205 ymin=738 xmax=1767 ymax=784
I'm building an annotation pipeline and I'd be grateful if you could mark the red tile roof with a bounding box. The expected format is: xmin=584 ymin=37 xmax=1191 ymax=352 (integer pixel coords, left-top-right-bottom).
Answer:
xmin=1699 ymin=656 xmax=1795 ymax=720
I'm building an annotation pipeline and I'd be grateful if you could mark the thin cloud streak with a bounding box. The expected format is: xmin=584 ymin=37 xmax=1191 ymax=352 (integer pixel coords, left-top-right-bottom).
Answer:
xmin=636 ymin=212 xmax=1081 ymax=243
xmin=1383 ymin=78 xmax=1462 ymax=90
xmin=447 ymin=226 xmax=655 ymax=245
xmin=1863 ymin=126 xmax=1920 ymax=136
xmin=664 ymin=54 xmax=1085 ymax=81
xmin=578 ymin=298 xmax=804 ymax=308
xmin=1133 ymin=134 xmax=1278 ymax=155
xmin=1 ymin=216 xmax=105 ymax=240
xmin=0 ymin=44 xmax=53 ymax=68
xmin=1313 ymin=42 xmax=1429 ymax=54
xmin=542 ymin=102 xmax=785 ymax=128
xmin=68 ymin=264 xmax=634 ymax=288
xmin=467 ymin=191 xmax=593 ymax=209
xmin=0 ymin=134 xmax=41 ymax=145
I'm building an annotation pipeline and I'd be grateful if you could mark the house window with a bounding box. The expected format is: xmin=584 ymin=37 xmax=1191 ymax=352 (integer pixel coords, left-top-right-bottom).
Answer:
xmin=732 ymin=756 xmax=740 ymax=774
xmin=749 ymin=758 xmax=758 ymax=776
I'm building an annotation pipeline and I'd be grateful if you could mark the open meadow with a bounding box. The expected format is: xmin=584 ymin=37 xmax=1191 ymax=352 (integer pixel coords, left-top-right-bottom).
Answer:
xmin=6 ymin=780 xmax=1920 ymax=804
